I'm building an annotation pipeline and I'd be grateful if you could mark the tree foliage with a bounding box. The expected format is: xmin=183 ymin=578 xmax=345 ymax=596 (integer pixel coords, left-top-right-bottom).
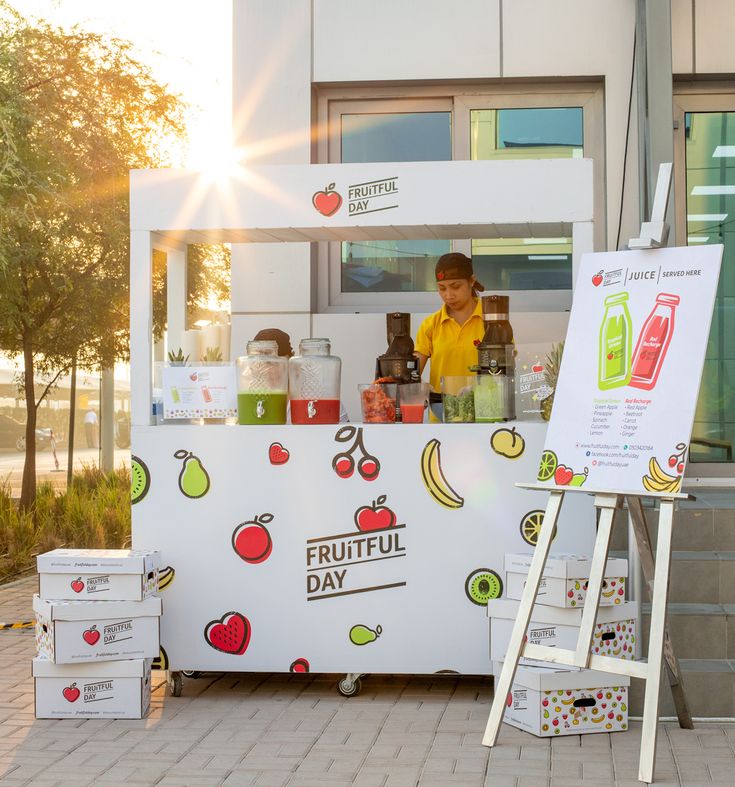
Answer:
xmin=0 ymin=3 xmax=189 ymax=506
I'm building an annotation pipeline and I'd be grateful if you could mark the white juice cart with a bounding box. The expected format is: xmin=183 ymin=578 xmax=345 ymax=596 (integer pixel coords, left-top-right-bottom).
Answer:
xmin=129 ymin=158 xmax=598 ymax=695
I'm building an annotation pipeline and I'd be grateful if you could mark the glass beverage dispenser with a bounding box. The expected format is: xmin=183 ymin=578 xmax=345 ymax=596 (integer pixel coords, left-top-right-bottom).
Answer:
xmin=237 ymin=340 xmax=288 ymax=424
xmin=474 ymin=294 xmax=516 ymax=421
xmin=289 ymin=338 xmax=342 ymax=424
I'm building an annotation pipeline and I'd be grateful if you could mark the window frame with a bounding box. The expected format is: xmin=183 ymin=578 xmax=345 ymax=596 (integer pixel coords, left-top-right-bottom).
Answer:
xmin=673 ymin=84 xmax=735 ymax=477
xmin=315 ymin=82 xmax=605 ymax=314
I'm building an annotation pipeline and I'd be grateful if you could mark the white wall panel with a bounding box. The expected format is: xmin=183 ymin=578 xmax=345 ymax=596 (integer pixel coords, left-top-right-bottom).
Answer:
xmin=672 ymin=0 xmax=694 ymax=74
xmin=503 ymin=0 xmax=636 ymax=251
xmin=231 ymin=244 xmax=312 ymax=313
xmin=313 ymin=0 xmax=500 ymax=82
xmin=695 ymin=0 xmax=735 ymax=73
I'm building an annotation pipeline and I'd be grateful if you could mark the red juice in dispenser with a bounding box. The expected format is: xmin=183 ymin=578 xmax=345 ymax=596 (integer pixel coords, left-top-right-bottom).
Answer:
xmin=290 ymin=399 xmax=340 ymax=424
xmin=629 ymin=293 xmax=680 ymax=390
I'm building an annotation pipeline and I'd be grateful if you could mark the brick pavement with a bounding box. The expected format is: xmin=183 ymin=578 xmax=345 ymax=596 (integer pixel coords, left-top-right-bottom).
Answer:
xmin=1 ymin=574 xmax=735 ymax=785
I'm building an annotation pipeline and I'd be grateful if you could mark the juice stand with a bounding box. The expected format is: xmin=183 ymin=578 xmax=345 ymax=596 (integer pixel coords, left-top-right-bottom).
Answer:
xmin=129 ymin=158 xmax=599 ymax=694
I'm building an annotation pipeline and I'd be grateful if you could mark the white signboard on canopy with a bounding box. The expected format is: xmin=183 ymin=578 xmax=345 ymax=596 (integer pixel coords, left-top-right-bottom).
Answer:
xmin=538 ymin=245 xmax=723 ymax=496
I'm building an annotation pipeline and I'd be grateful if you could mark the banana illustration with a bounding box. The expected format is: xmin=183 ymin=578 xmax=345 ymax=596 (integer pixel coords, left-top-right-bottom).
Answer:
xmin=612 ymin=646 xmax=622 ymax=656
xmin=420 ymin=439 xmax=464 ymax=509
xmin=158 ymin=566 xmax=175 ymax=591
xmin=592 ymin=715 xmax=605 ymax=724
xmin=642 ymin=457 xmax=682 ymax=493
xmin=561 ymin=697 xmax=575 ymax=706
xmin=602 ymin=588 xmax=616 ymax=598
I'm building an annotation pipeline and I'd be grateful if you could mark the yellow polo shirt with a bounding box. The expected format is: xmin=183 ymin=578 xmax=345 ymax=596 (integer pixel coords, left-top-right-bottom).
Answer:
xmin=415 ymin=299 xmax=485 ymax=393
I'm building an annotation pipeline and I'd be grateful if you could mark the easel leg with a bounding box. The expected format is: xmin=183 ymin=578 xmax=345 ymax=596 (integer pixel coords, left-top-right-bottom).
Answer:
xmin=573 ymin=494 xmax=619 ymax=667
xmin=482 ymin=491 xmax=564 ymax=747
xmin=627 ymin=496 xmax=693 ymax=730
xmin=639 ymin=498 xmax=675 ymax=784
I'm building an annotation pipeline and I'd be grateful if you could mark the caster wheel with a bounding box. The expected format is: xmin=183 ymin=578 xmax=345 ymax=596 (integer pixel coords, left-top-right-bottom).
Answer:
xmin=338 ymin=677 xmax=361 ymax=697
xmin=182 ymin=670 xmax=201 ymax=679
xmin=168 ymin=672 xmax=183 ymax=697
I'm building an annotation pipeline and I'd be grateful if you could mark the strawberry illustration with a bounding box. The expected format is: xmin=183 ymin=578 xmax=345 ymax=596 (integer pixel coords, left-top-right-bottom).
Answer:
xmin=204 ymin=611 xmax=251 ymax=655
xmin=83 ymin=626 xmax=100 ymax=646
xmin=268 ymin=442 xmax=290 ymax=465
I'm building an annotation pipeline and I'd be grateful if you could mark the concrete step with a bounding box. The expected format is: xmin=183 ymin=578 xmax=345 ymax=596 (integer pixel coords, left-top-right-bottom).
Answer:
xmin=629 ymin=659 xmax=735 ymax=717
xmin=641 ymin=603 xmax=735 ymax=660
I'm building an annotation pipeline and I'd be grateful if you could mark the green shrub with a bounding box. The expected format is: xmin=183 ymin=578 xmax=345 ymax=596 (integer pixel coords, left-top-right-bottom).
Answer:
xmin=0 ymin=466 xmax=131 ymax=582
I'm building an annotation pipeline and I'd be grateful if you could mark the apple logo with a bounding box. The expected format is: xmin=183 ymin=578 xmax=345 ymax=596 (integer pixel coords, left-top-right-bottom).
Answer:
xmin=62 ymin=683 xmax=80 ymax=703
xmin=592 ymin=270 xmax=603 ymax=286
xmin=312 ymin=183 xmax=342 ymax=217
xmin=354 ymin=495 xmax=397 ymax=532
xmin=70 ymin=577 xmax=84 ymax=594
xmin=531 ymin=363 xmax=544 ymax=373
xmin=232 ymin=513 xmax=274 ymax=564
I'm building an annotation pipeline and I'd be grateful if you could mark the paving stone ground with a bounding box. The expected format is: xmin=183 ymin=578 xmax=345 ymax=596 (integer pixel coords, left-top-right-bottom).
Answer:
xmin=2 ymin=574 xmax=735 ymax=786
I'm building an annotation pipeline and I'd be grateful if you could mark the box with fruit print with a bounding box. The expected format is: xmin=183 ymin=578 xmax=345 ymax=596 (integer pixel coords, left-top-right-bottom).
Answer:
xmin=493 ymin=661 xmax=629 ymax=737
xmin=33 ymin=595 xmax=161 ymax=664
xmin=488 ymin=599 xmax=636 ymax=666
xmin=505 ymin=553 xmax=627 ymax=608
xmin=37 ymin=549 xmax=161 ymax=602
xmin=33 ymin=658 xmax=152 ymax=719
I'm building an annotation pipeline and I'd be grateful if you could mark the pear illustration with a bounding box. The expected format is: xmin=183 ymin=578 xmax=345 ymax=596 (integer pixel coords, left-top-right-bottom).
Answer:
xmin=174 ymin=449 xmax=210 ymax=499
xmin=349 ymin=624 xmax=382 ymax=646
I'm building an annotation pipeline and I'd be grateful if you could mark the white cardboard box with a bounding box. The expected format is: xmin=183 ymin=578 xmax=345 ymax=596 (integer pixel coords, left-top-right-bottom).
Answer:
xmin=505 ymin=553 xmax=628 ymax=608
xmin=33 ymin=657 xmax=152 ymax=719
xmin=37 ymin=549 xmax=161 ymax=601
xmin=34 ymin=595 xmax=161 ymax=664
xmin=488 ymin=598 xmax=636 ymax=666
xmin=494 ymin=661 xmax=630 ymax=737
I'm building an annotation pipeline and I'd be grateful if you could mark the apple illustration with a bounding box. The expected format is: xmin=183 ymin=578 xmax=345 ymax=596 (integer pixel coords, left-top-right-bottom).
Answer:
xmin=607 ymin=352 xmax=614 ymax=360
xmin=354 ymin=495 xmax=397 ymax=532
xmin=531 ymin=363 xmax=544 ymax=373
xmin=70 ymin=577 xmax=84 ymax=594
xmin=592 ymin=271 xmax=603 ymax=286
xmin=232 ymin=513 xmax=274 ymax=564
xmin=62 ymin=683 xmax=80 ymax=703
xmin=290 ymin=658 xmax=310 ymax=674
xmin=83 ymin=626 xmax=100 ymax=646
xmin=312 ymin=183 xmax=342 ymax=217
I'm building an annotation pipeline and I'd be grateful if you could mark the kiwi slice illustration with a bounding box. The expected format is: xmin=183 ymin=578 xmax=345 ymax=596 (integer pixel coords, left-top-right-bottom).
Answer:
xmin=131 ymin=456 xmax=150 ymax=504
xmin=465 ymin=569 xmax=503 ymax=606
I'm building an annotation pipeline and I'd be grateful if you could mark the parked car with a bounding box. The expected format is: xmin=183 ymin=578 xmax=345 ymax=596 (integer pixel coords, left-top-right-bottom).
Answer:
xmin=0 ymin=415 xmax=54 ymax=452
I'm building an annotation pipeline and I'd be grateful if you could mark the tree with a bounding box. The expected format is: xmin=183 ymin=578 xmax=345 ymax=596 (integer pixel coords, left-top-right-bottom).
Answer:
xmin=0 ymin=4 xmax=186 ymax=508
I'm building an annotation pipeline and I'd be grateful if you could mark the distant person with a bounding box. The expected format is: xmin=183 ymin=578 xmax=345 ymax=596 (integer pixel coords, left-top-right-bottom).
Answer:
xmin=84 ymin=409 xmax=98 ymax=448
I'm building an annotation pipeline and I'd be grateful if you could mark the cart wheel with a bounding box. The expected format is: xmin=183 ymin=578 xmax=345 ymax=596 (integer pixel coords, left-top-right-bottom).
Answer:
xmin=182 ymin=670 xmax=201 ymax=679
xmin=168 ymin=671 xmax=183 ymax=697
xmin=338 ymin=677 xmax=362 ymax=697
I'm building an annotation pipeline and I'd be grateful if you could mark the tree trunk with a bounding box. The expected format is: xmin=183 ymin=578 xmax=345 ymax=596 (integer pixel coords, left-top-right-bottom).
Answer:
xmin=19 ymin=339 xmax=37 ymax=510
xmin=67 ymin=354 xmax=77 ymax=488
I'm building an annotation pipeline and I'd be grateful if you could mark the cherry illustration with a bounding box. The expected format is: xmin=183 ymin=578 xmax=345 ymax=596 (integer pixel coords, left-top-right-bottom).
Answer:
xmin=668 ymin=455 xmax=677 ymax=468
xmin=334 ymin=457 xmax=353 ymax=478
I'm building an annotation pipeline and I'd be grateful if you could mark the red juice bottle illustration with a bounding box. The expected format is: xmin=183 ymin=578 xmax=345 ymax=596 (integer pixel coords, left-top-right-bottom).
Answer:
xmin=629 ymin=293 xmax=680 ymax=390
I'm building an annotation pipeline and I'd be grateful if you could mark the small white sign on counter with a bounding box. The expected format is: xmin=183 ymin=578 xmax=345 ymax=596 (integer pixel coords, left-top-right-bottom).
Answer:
xmin=162 ymin=364 xmax=237 ymax=419
xmin=34 ymin=595 xmax=161 ymax=664
xmin=33 ymin=658 xmax=152 ymax=719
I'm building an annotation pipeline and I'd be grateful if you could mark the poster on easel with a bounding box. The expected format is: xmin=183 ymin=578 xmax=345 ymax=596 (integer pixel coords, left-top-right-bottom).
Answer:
xmin=538 ymin=245 xmax=723 ymax=495
xmin=162 ymin=364 xmax=237 ymax=419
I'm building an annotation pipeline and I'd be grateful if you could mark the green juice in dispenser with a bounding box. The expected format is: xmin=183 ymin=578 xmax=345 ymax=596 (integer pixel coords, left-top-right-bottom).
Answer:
xmin=598 ymin=292 xmax=632 ymax=390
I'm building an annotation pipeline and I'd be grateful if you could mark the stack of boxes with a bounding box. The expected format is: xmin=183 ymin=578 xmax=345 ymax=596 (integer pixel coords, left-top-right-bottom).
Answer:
xmin=489 ymin=552 xmax=635 ymax=737
xmin=32 ymin=549 xmax=162 ymax=719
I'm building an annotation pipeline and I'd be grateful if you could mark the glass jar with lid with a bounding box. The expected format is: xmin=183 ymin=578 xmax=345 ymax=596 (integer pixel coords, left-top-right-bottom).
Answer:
xmin=237 ymin=340 xmax=288 ymax=424
xmin=289 ymin=338 xmax=342 ymax=424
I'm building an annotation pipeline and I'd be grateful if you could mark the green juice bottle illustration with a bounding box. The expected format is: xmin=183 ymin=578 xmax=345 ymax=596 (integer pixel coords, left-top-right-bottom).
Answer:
xmin=598 ymin=292 xmax=632 ymax=390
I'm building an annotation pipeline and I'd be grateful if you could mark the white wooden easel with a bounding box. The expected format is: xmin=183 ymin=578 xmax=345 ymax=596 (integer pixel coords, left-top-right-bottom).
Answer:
xmin=483 ymin=164 xmax=694 ymax=784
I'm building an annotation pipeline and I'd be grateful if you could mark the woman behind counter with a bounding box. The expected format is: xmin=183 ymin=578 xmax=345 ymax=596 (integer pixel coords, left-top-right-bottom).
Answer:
xmin=415 ymin=252 xmax=486 ymax=395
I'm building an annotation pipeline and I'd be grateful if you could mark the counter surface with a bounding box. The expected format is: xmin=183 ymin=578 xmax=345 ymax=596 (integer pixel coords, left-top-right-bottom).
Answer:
xmin=131 ymin=423 xmax=595 ymax=674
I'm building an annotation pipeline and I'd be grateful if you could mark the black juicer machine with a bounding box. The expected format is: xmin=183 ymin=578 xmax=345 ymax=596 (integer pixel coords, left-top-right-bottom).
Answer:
xmin=374 ymin=312 xmax=420 ymax=384
xmin=474 ymin=294 xmax=516 ymax=420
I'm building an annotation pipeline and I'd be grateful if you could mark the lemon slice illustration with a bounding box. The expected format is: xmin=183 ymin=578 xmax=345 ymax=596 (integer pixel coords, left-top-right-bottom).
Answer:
xmin=520 ymin=509 xmax=558 ymax=547
xmin=537 ymin=450 xmax=558 ymax=482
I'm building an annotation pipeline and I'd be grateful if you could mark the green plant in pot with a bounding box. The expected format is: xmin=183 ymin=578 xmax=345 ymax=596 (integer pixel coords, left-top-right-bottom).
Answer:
xmin=167 ymin=348 xmax=189 ymax=366
xmin=201 ymin=346 xmax=223 ymax=363
xmin=540 ymin=341 xmax=564 ymax=422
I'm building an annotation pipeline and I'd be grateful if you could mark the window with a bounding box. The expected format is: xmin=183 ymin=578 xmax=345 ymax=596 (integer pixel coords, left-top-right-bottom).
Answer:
xmin=317 ymin=85 xmax=604 ymax=312
xmin=675 ymin=102 xmax=735 ymax=466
